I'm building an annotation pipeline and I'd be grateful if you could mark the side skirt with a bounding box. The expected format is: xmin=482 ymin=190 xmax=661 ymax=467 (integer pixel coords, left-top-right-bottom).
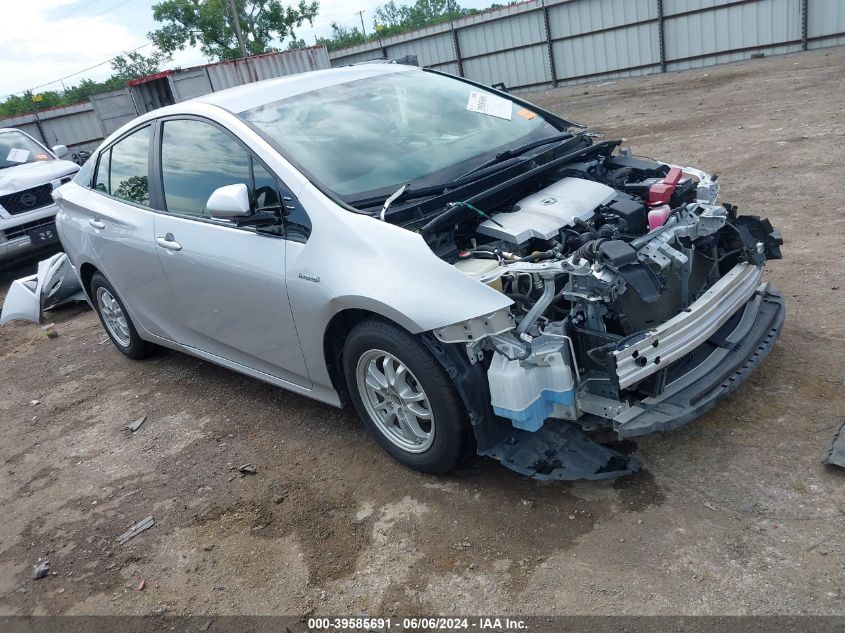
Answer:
xmin=137 ymin=330 xmax=343 ymax=408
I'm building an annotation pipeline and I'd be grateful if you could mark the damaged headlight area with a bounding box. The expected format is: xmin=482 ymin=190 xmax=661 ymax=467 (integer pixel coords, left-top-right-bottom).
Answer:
xmin=431 ymin=155 xmax=784 ymax=480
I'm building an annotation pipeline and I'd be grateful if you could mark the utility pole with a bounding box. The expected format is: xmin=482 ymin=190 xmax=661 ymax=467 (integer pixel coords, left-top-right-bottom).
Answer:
xmin=227 ymin=0 xmax=248 ymax=58
xmin=354 ymin=9 xmax=367 ymax=37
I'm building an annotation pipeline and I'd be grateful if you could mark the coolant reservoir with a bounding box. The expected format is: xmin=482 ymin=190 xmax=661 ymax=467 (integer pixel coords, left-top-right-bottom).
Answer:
xmin=454 ymin=257 xmax=503 ymax=291
xmin=487 ymin=351 xmax=577 ymax=432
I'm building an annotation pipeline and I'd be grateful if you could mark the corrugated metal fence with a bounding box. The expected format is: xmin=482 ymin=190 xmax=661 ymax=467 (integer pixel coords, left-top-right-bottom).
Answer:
xmin=0 ymin=101 xmax=105 ymax=154
xmin=141 ymin=45 xmax=332 ymax=105
xmin=5 ymin=4 xmax=844 ymax=154
xmin=0 ymin=46 xmax=331 ymax=154
xmin=329 ymin=0 xmax=845 ymax=90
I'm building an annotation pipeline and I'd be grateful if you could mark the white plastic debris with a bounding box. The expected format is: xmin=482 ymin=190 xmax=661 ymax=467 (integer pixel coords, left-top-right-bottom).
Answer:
xmin=127 ymin=416 xmax=147 ymax=432
xmin=0 ymin=253 xmax=88 ymax=326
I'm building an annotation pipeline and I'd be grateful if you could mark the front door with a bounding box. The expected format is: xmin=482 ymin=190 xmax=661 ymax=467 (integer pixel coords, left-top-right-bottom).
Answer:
xmin=152 ymin=118 xmax=309 ymax=387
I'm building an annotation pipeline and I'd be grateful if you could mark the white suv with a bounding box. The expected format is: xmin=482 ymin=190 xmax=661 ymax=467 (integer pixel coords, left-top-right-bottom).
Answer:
xmin=0 ymin=128 xmax=79 ymax=267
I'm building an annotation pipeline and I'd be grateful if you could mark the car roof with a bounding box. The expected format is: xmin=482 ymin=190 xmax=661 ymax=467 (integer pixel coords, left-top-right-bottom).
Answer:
xmin=193 ymin=63 xmax=418 ymax=114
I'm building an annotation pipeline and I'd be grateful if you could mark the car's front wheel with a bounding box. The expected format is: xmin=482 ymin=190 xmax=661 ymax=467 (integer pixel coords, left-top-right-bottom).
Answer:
xmin=90 ymin=273 xmax=153 ymax=359
xmin=343 ymin=318 xmax=472 ymax=474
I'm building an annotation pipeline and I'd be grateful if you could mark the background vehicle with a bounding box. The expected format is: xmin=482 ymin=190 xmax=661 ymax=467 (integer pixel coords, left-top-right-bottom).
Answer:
xmin=71 ymin=150 xmax=92 ymax=166
xmin=53 ymin=65 xmax=783 ymax=480
xmin=0 ymin=128 xmax=79 ymax=268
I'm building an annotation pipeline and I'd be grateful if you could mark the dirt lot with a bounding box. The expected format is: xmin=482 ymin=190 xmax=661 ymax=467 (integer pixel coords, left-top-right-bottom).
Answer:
xmin=1 ymin=47 xmax=844 ymax=618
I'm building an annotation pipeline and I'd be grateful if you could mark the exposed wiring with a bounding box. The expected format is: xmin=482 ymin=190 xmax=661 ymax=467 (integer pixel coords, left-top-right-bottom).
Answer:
xmin=448 ymin=201 xmax=505 ymax=228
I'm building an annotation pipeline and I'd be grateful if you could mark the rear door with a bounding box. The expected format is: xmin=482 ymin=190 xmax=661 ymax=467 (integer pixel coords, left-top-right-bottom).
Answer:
xmin=81 ymin=125 xmax=176 ymax=339
xmin=151 ymin=117 xmax=310 ymax=387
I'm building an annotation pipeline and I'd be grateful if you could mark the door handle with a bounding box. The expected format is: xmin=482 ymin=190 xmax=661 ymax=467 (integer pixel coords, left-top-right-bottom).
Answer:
xmin=89 ymin=219 xmax=105 ymax=230
xmin=156 ymin=233 xmax=182 ymax=251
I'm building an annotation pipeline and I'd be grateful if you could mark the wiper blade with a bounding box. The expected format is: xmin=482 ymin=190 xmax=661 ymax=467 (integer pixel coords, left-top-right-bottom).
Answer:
xmin=347 ymin=158 xmax=521 ymax=210
xmin=379 ymin=183 xmax=409 ymax=220
xmin=348 ymin=133 xmax=576 ymax=212
xmin=457 ymin=132 xmax=574 ymax=179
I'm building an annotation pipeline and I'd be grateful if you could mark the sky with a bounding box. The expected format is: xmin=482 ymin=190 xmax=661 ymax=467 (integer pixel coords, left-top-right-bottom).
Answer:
xmin=0 ymin=0 xmax=494 ymax=100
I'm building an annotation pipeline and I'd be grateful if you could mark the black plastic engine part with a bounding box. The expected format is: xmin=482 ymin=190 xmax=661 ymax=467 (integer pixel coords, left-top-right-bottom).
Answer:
xmin=595 ymin=241 xmax=666 ymax=304
xmin=605 ymin=154 xmax=670 ymax=177
xmin=603 ymin=193 xmax=648 ymax=234
xmin=622 ymin=177 xmax=661 ymax=200
xmin=598 ymin=239 xmax=638 ymax=266
xmin=735 ymin=214 xmax=784 ymax=260
xmin=483 ymin=421 xmax=640 ymax=480
xmin=616 ymin=261 xmax=664 ymax=303
xmin=669 ymin=178 xmax=697 ymax=207
xmin=569 ymin=325 xmax=621 ymax=376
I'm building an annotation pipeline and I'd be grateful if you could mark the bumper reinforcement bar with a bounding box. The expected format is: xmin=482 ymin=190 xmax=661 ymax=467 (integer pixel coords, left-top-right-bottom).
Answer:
xmin=612 ymin=283 xmax=785 ymax=437
xmin=612 ymin=262 xmax=764 ymax=390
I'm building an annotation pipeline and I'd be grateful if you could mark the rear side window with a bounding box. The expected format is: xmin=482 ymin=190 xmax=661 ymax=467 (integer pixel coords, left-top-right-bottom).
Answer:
xmin=160 ymin=119 xmax=251 ymax=217
xmin=94 ymin=150 xmax=110 ymax=193
xmin=94 ymin=126 xmax=151 ymax=207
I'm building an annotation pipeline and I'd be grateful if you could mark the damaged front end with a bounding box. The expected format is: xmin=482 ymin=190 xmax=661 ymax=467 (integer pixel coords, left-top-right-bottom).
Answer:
xmin=425 ymin=149 xmax=784 ymax=480
xmin=0 ymin=253 xmax=88 ymax=326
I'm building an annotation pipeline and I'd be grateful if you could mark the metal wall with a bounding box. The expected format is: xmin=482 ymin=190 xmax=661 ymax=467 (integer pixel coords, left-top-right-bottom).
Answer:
xmin=89 ymin=88 xmax=138 ymax=136
xmin=167 ymin=46 xmax=332 ymax=99
xmin=329 ymin=0 xmax=845 ymax=91
xmin=4 ymin=6 xmax=844 ymax=153
xmin=0 ymin=101 xmax=104 ymax=153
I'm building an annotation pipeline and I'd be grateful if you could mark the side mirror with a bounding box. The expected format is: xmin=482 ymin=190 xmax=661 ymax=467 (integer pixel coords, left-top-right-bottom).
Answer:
xmin=206 ymin=183 xmax=251 ymax=219
xmin=52 ymin=144 xmax=69 ymax=158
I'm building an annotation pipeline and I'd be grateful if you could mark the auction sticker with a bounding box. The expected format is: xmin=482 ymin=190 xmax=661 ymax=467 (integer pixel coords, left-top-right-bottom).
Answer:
xmin=6 ymin=148 xmax=29 ymax=163
xmin=467 ymin=90 xmax=512 ymax=120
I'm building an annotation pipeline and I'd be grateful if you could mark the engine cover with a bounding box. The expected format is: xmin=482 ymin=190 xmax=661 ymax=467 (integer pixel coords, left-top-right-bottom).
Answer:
xmin=477 ymin=177 xmax=616 ymax=244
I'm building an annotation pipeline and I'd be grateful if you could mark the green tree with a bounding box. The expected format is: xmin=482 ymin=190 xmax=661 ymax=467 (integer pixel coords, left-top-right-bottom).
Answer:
xmin=317 ymin=22 xmax=365 ymax=51
xmin=0 ymin=48 xmax=170 ymax=118
xmin=113 ymin=175 xmax=150 ymax=206
xmin=62 ymin=78 xmax=121 ymax=103
xmin=149 ymin=0 xmax=319 ymax=61
xmin=373 ymin=0 xmax=410 ymax=32
xmin=373 ymin=0 xmax=466 ymax=36
xmin=110 ymin=49 xmax=173 ymax=81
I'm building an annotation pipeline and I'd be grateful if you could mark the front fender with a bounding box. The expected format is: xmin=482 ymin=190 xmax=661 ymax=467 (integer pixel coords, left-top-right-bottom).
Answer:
xmin=288 ymin=183 xmax=515 ymax=396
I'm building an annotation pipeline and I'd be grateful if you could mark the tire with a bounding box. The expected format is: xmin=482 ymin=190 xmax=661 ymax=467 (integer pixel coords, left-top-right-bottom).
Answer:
xmin=89 ymin=272 xmax=154 ymax=360
xmin=343 ymin=318 xmax=472 ymax=474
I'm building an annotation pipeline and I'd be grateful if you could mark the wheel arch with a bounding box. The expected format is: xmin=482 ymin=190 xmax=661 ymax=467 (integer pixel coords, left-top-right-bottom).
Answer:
xmin=321 ymin=307 xmax=500 ymax=458
xmin=78 ymin=261 xmax=100 ymax=301
xmin=322 ymin=308 xmax=407 ymax=405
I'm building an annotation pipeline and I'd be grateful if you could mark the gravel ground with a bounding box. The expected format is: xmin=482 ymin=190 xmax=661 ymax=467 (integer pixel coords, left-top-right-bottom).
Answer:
xmin=1 ymin=46 xmax=843 ymax=618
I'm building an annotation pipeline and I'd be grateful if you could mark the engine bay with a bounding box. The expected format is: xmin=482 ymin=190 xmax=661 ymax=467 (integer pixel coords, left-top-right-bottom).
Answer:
xmin=423 ymin=148 xmax=783 ymax=432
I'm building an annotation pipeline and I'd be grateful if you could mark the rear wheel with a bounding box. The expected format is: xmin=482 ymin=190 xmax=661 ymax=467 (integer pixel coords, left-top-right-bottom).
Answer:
xmin=90 ymin=273 xmax=153 ymax=359
xmin=343 ymin=318 xmax=472 ymax=474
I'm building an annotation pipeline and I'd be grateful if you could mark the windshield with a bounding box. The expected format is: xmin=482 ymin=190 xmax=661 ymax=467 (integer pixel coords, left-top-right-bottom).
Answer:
xmin=239 ymin=69 xmax=559 ymax=200
xmin=0 ymin=131 xmax=53 ymax=170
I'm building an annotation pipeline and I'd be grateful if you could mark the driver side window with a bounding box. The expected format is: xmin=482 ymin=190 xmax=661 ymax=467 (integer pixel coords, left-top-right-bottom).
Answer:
xmin=160 ymin=119 xmax=267 ymax=218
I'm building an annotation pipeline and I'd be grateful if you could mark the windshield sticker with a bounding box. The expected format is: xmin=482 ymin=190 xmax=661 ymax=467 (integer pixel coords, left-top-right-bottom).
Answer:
xmin=516 ymin=108 xmax=537 ymax=120
xmin=6 ymin=148 xmax=30 ymax=163
xmin=466 ymin=90 xmax=512 ymax=121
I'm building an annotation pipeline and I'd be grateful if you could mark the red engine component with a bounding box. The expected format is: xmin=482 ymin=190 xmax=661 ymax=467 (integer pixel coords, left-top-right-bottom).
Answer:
xmin=648 ymin=166 xmax=683 ymax=206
